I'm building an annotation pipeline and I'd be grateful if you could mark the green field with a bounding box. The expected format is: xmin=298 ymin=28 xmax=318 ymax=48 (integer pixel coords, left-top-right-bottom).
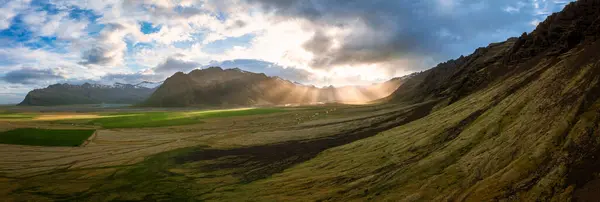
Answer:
xmin=0 ymin=128 xmax=95 ymax=147
xmin=87 ymin=108 xmax=285 ymax=128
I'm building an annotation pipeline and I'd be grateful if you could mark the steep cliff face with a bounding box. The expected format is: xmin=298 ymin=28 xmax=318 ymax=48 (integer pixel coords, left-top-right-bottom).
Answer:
xmin=18 ymin=82 xmax=158 ymax=106
xmin=142 ymin=67 xmax=405 ymax=107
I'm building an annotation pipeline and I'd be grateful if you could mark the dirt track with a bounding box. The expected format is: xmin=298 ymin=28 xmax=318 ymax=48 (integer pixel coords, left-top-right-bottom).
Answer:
xmin=79 ymin=131 xmax=97 ymax=147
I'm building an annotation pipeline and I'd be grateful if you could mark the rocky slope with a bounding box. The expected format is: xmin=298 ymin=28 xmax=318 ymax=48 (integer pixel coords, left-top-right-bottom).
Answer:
xmin=18 ymin=82 xmax=159 ymax=106
xmin=142 ymin=67 xmax=405 ymax=107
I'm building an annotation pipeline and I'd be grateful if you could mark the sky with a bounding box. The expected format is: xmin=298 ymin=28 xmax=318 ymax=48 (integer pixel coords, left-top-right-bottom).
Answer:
xmin=0 ymin=0 xmax=575 ymax=104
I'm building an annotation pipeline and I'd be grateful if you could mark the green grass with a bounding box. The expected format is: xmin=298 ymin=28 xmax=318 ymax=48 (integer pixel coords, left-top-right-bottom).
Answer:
xmin=0 ymin=128 xmax=95 ymax=147
xmin=88 ymin=108 xmax=286 ymax=129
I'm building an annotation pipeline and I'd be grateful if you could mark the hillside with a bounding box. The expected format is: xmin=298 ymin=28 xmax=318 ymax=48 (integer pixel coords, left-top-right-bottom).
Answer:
xmin=206 ymin=0 xmax=600 ymax=200
xmin=18 ymin=82 xmax=159 ymax=106
xmin=142 ymin=67 xmax=405 ymax=107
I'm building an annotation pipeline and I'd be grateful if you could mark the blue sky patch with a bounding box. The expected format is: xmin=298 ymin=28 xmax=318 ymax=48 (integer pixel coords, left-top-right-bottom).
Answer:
xmin=30 ymin=0 xmax=60 ymax=15
xmin=0 ymin=16 xmax=33 ymax=43
xmin=140 ymin=21 xmax=162 ymax=34
xmin=68 ymin=7 xmax=102 ymax=22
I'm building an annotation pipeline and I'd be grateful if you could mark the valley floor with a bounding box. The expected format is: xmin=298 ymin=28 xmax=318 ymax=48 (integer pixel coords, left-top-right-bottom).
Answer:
xmin=0 ymin=103 xmax=431 ymax=201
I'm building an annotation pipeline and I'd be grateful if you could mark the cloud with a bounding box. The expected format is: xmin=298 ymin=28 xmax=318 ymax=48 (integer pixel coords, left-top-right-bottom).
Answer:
xmin=22 ymin=11 xmax=88 ymax=39
xmin=89 ymin=56 xmax=201 ymax=85
xmin=80 ymin=46 xmax=117 ymax=66
xmin=504 ymin=2 xmax=527 ymax=13
xmin=209 ymin=59 xmax=313 ymax=83
xmin=302 ymin=31 xmax=332 ymax=57
xmin=235 ymin=0 xmax=572 ymax=70
xmin=0 ymin=83 xmax=33 ymax=104
xmin=0 ymin=0 xmax=31 ymax=30
xmin=1 ymin=68 xmax=65 ymax=84
xmin=80 ymin=23 xmax=145 ymax=66
xmin=154 ymin=56 xmax=201 ymax=75
xmin=98 ymin=72 xmax=164 ymax=85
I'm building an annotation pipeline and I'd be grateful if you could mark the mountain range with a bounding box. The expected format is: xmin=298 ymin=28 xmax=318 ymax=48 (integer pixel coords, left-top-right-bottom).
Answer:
xmin=18 ymin=68 xmax=404 ymax=107
xmin=18 ymin=82 xmax=161 ymax=106
xmin=141 ymin=67 xmax=405 ymax=107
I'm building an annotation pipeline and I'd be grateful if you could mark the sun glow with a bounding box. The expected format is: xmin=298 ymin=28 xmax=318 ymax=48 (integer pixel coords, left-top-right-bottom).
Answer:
xmin=306 ymin=64 xmax=394 ymax=87
xmin=259 ymin=68 xmax=404 ymax=106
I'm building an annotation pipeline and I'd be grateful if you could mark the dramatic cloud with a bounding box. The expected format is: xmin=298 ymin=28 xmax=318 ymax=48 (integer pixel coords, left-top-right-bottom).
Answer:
xmin=0 ymin=0 xmax=576 ymax=103
xmin=239 ymin=0 xmax=563 ymax=69
xmin=1 ymin=68 xmax=65 ymax=84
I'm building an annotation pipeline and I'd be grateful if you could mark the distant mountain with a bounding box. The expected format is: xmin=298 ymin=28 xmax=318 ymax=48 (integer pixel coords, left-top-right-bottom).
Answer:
xmin=18 ymin=82 xmax=160 ymax=106
xmin=142 ymin=67 xmax=404 ymax=107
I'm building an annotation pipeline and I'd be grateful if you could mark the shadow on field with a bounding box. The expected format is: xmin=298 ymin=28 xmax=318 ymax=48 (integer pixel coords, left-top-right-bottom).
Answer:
xmin=175 ymin=101 xmax=437 ymax=183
